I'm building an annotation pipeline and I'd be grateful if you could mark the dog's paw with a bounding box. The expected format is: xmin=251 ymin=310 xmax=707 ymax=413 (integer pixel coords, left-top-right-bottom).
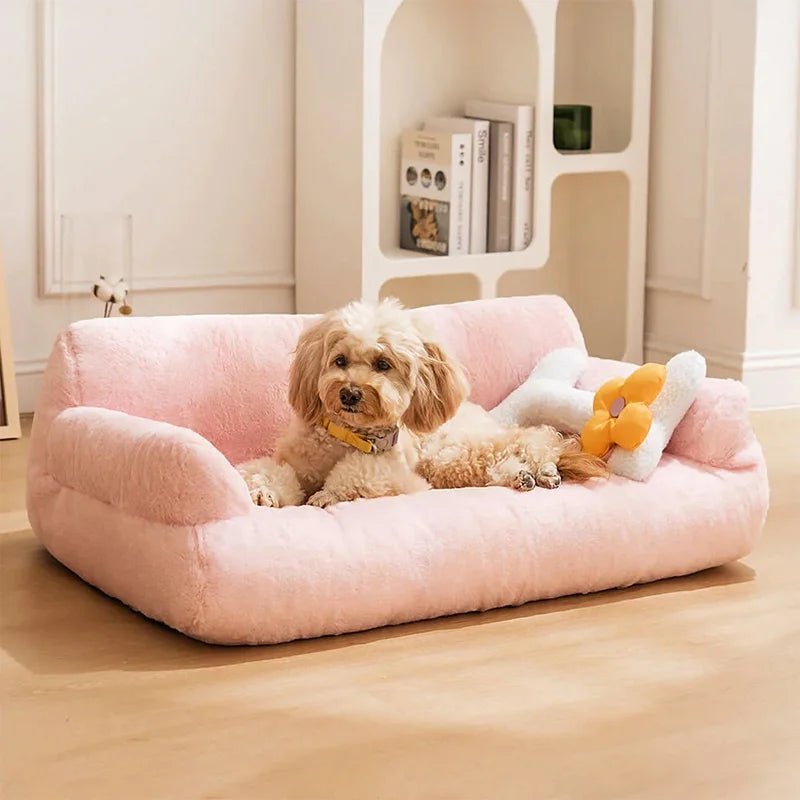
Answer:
xmin=250 ymin=486 xmax=279 ymax=507
xmin=535 ymin=462 xmax=562 ymax=490
xmin=512 ymin=469 xmax=536 ymax=492
xmin=307 ymin=489 xmax=338 ymax=508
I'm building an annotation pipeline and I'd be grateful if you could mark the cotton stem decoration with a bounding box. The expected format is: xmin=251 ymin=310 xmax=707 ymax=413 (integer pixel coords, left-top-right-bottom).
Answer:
xmin=92 ymin=276 xmax=132 ymax=317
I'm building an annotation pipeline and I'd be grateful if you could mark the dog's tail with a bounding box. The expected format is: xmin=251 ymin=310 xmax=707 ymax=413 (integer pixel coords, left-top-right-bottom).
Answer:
xmin=557 ymin=436 xmax=609 ymax=482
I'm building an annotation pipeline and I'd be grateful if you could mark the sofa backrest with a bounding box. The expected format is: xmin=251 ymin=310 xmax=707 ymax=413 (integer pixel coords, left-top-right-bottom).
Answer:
xmin=33 ymin=295 xmax=585 ymax=463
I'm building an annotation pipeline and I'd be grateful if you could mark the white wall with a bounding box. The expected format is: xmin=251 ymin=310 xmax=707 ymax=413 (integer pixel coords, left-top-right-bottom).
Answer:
xmin=645 ymin=0 xmax=755 ymax=376
xmin=5 ymin=0 xmax=797 ymax=414
xmin=646 ymin=0 xmax=800 ymax=408
xmin=744 ymin=0 xmax=800 ymax=407
xmin=0 ymin=0 xmax=296 ymax=413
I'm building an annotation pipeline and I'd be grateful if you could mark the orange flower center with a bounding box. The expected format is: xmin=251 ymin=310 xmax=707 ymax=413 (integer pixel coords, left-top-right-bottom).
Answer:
xmin=609 ymin=397 xmax=625 ymax=417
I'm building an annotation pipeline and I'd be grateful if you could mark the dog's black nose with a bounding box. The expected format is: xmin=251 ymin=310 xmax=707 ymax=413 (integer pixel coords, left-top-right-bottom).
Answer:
xmin=339 ymin=386 xmax=362 ymax=407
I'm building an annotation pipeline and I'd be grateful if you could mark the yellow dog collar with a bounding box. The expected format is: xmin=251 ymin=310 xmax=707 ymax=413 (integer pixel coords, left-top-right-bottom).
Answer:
xmin=322 ymin=419 xmax=399 ymax=455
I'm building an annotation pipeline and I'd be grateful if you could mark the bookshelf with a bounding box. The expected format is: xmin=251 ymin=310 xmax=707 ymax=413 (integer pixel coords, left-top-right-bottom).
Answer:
xmin=296 ymin=0 xmax=652 ymax=361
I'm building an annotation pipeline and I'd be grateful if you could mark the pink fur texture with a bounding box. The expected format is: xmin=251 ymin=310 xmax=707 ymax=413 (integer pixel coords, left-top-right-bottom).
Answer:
xmin=48 ymin=407 xmax=252 ymax=525
xmin=27 ymin=296 xmax=769 ymax=644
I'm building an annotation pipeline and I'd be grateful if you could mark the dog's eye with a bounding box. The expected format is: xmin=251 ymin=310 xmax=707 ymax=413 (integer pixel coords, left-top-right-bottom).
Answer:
xmin=334 ymin=355 xmax=347 ymax=368
xmin=375 ymin=358 xmax=391 ymax=372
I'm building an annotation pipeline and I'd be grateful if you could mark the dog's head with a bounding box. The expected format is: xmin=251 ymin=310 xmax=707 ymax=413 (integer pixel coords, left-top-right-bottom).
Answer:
xmin=288 ymin=299 xmax=468 ymax=433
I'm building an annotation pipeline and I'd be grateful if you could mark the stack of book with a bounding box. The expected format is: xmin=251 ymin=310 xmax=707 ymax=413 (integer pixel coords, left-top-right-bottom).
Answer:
xmin=399 ymin=100 xmax=534 ymax=256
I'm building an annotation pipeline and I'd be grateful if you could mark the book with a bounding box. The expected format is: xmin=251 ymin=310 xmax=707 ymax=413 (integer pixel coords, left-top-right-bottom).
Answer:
xmin=399 ymin=130 xmax=472 ymax=256
xmin=487 ymin=121 xmax=512 ymax=253
xmin=465 ymin=99 xmax=533 ymax=250
xmin=423 ymin=116 xmax=490 ymax=254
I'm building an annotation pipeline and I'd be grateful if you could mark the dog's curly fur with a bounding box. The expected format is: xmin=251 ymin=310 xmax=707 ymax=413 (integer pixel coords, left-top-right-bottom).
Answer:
xmin=416 ymin=401 xmax=607 ymax=492
xmin=238 ymin=299 xmax=468 ymax=507
xmin=238 ymin=299 xmax=607 ymax=507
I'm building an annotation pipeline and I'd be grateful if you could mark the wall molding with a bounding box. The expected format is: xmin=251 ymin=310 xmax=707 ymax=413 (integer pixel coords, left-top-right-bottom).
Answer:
xmin=14 ymin=368 xmax=45 ymax=415
xmin=644 ymin=335 xmax=743 ymax=373
xmin=645 ymin=275 xmax=712 ymax=298
xmin=646 ymin=333 xmax=800 ymax=371
xmin=795 ymin=70 xmax=800 ymax=309
xmin=795 ymin=166 xmax=800 ymax=308
xmin=15 ymin=358 xmax=48 ymax=376
xmin=692 ymin=0 xmax=722 ymax=302
xmin=37 ymin=0 xmax=55 ymax=296
xmin=646 ymin=0 xmax=721 ymax=301
xmin=645 ymin=334 xmax=800 ymax=408
xmin=742 ymin=348 xmax=800 ymax=371
xmin=121 ymin=274 xmax=295 ymax=292
xmin=36 ymin=0 xmax=293 ymax=297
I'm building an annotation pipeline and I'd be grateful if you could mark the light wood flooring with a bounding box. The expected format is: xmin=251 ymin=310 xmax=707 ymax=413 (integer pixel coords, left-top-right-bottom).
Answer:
xmin=1 ymin=411 xmax=798 ymax=799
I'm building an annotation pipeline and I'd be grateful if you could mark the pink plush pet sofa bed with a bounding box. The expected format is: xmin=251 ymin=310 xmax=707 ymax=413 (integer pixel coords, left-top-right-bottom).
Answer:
xmin=27 ymin=296 xmax=769 ymax=645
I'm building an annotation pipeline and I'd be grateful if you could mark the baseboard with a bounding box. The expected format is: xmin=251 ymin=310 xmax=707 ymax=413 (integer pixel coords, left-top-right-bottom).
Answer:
xmin=741 ymin=352 xmax=800 ymax=409
xmin=643 ymin=336 xmax=743 ymax=376
xmin=643 ymin=335 xmax=800 ymax=409
xmin=14 ymin=359 xmax=47 ymax=414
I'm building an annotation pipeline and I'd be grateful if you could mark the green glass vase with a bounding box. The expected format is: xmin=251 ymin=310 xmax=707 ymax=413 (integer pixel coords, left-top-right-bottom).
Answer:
xmin=553 ymin=104 xmax=592 ymax=151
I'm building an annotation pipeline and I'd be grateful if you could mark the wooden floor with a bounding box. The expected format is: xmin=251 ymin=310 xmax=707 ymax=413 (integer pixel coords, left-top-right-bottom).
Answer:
xmin=1 ymin=412 xmax=798 ymax=799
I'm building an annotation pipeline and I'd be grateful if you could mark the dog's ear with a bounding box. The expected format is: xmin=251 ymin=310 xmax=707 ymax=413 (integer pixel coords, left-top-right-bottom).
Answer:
xmin=287 ymin=318 xmax=328 ymax=423
xmin=402 ymin=341 xmax=469 ymax=434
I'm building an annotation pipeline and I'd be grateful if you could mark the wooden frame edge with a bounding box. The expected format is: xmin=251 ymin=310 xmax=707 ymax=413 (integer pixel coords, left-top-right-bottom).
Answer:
xmin=0 ymin=247 xmax=22 ymax=440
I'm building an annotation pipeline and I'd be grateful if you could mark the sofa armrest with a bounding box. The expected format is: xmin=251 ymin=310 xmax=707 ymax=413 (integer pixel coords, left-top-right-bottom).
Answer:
xmin=47 ymin=407 xmax=253 ymax=525
xmin=577 ymin=358 xmax=762 ymax=469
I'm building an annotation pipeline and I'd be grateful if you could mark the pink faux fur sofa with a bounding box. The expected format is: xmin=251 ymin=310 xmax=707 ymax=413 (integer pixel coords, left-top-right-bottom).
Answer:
xmin=27 ymin=296 xmax=769 ymax=645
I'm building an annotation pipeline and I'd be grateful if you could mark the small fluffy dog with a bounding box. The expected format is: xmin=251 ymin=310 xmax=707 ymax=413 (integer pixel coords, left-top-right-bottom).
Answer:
xmin=238 ymin=300 xmax=606 ymax=507
xmin=239 ymin=299 xmax=467 ymax=508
